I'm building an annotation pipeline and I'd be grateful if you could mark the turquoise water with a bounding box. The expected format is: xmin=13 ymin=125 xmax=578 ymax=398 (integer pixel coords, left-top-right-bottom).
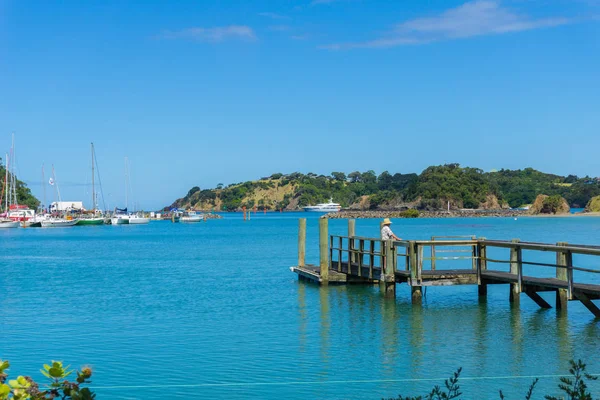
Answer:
xmin=1 ymin=214 xmax=599 ymax=399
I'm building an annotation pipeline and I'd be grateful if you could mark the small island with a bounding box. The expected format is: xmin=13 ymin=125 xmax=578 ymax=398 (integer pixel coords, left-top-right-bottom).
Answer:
xmin=168 ymin=164 xmax=600 ymax=217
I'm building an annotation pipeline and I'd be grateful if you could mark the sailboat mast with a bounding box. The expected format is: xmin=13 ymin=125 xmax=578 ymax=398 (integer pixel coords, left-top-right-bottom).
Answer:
xmin=124 ymin=157 xmax=129 ymax=210
xmin=11 ymin=134 xmax=16 ymax=206
xmin=42 ymin=164 xmax=46 ymax=213
xmin=91 ymin=143 xmax=96 ymax=212
xmin=4 ymin=153 xmax=8 ymax=212
xmin=51 ymin=164 xmax=62 ymax=206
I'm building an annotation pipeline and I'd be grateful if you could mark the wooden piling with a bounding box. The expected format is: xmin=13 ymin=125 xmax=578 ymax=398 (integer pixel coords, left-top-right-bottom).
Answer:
xmin=477 ymin=237 xmax=488 ymax=297
xmin=319 ymin=218 xmax=329 ymax=284
xmin=555 ymin=242 xmax=568 ymax=310
xmin=348 ymin=220 xmax=355 ymax=267
xmin=409 ymin=241 xmax=422 ymax=305
xmin=382 ymin=240 xmax=396 ymax=298
xmin=298 ymin=218 xmax=306 ymax=267
xmin=509 ymin=239 xmax=521 ymax=305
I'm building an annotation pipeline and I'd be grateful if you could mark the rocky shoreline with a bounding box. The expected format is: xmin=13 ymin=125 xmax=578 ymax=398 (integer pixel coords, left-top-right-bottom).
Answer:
xmin=203 ymin=213 xmax=223 ymax=220
xmin=325 ymin=209 xmax=530 ymax=219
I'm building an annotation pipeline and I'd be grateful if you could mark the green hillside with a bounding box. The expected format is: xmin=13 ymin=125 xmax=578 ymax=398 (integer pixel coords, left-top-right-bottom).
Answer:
xmin=169 ymin=164 xmax=600 ymax=212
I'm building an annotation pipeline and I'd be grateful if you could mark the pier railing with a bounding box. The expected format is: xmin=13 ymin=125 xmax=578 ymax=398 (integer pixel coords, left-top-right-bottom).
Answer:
xmin=293 ymin=218 xmax=600 ymax=317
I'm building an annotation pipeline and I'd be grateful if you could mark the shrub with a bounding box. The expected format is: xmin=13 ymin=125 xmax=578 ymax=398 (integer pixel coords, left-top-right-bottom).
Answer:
xmin=385 ymin=359 xmax=597 ymax=400
xmin=0 ymin=360 xmax=95 ymax=400
xmin=399 ymin=209 xmax=419 ymax=218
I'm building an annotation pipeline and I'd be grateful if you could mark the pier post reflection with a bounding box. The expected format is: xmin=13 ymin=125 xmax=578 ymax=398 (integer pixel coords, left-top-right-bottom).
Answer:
xmin=409 ymin=303 xmax=424 ymax=375
xmin=509 ymin=304 xmax=524 ymax=377
xmin=319 ymin=285 xmax=331 ymax=372
xmin=297 ymin=282 xmax=307 ymax=353
xmin=380 ymin=297 xmax=401 ymax=377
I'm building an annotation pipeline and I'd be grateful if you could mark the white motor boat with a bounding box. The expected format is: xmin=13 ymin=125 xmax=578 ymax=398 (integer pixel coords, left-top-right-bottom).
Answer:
xmin=111 ymin=215 xmax=129 ymax=225
xmin=0 ymin=219 xmax=20 ymax=228
xmin=181 ymin=211 xmax=204 ymax=223
xmin=41 ymin=218 xmax=79 ymax=227
xmin=128 ymin=214 xmax=149 ymax=224
xmin=303 ymin=199 xmax=342 ymax=212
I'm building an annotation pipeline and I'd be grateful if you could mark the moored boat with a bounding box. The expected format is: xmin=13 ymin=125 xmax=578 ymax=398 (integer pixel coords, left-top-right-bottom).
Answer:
xmin=0 ymin=219 xmax=19 ymax=228
xmin=21 ymin=220 xmax=42 ymax=228
xmin=128 ymin=214 xmax=150 ymax=224
xmin=181 ymin=210 xmax=204 ymax=222
xmin=111 ymin=207 xmax=129 ymax=225
xmin=41 ymin=218 xmax=79 ymax=227
xmin=77 ymin=217 xmax=106 ymax=226
xmin=303 ymin=199 xmax=342 ymax=212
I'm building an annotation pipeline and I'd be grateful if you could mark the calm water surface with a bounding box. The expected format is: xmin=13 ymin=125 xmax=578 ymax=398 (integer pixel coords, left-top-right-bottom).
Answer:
xmin=1 ymin=213 xmax=599 ymax=399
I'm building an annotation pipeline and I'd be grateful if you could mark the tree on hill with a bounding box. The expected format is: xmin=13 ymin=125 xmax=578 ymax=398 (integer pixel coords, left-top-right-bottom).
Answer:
xmin=169 ymin=165 xmax=600 ymax=212
xmin=0 ymin=157 xmax=40 ymax=210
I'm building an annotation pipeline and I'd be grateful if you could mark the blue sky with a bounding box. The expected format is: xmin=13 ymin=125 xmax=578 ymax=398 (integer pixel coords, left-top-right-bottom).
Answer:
xmin=1 ymin=0 xmax=599 ymax=210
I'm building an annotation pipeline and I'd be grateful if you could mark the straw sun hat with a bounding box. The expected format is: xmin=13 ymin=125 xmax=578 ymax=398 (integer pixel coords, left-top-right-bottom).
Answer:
xmin=382 ymin=218 xmax=392 ymax=225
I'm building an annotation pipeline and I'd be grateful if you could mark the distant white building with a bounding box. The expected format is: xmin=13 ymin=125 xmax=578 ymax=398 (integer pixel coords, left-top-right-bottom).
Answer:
xmin=50 ymin=201 xmax=84 ymax=212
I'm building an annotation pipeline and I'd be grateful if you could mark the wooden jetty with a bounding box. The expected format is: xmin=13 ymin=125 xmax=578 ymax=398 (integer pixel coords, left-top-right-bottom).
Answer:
xmin=290 ymin=218 xmax=600 ymax=318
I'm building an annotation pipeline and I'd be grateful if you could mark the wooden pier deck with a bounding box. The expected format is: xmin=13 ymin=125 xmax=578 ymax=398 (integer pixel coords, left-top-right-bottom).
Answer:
xmin=291 ymin=218 xmax=600 ymax=318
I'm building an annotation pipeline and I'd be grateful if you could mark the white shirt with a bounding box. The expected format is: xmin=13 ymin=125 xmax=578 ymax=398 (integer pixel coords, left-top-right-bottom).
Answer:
xmin=381 ymin=225 xmax=395 ymax=240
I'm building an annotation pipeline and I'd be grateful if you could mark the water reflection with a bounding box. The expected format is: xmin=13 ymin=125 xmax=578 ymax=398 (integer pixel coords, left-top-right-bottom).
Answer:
xmin=319 ymin=285 xmax=331 ymax=374
xmin=380 ymin=296 xmax=400 ymax=377
xmin=297 ymin=282 xmax=307 ymax=353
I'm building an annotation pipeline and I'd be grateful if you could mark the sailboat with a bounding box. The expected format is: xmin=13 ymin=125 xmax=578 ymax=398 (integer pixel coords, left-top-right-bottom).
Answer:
xmin=112 ymin=157 xmax=149 ymax=225
xmin=0 ymin=152 xmax=20 ymax=228
xmin=41 ymin=165 xmax=79 ymax=227
xmin=78 ymin=143 xmax=106 ymax=225
xmin=22 ymin=164 xmax=48 ymax=228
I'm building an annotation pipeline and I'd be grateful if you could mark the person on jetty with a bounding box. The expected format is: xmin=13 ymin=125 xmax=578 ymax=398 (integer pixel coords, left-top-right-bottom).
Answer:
xmin=381 ymin=218 xmax=401 ymax=241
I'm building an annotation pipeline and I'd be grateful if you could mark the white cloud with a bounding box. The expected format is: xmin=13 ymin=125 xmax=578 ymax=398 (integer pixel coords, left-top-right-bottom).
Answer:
xmin=322 ymin=0 xmax=572 ymax=49
xmin=160 ymin=25 xmax=257 ymax=42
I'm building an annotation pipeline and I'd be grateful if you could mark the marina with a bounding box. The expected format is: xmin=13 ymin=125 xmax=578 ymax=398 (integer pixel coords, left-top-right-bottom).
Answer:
xmin=2 ymin=213 xmax=599 ymax=399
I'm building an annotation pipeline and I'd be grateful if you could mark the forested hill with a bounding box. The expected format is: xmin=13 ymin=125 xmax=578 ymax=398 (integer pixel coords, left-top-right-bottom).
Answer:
xmin=0 ymin=157 xmax=40 ymax=209
xmin=169 ymin=164 xmax=600 ymax=212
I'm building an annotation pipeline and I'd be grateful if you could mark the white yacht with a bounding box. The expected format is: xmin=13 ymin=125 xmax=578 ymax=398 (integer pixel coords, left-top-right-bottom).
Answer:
xmin=41 ymin=217 xmax=79 ymax=227
xmin=128 ymin=213 xmax=150 ymax=224
xmin=303 ymin=199 xmax=342 ymax=212
xmin=111 ymin=215 xmax=129 ymax=225
xmin=0 ymin=219 xmax=19 ymax=228
xmin=181 ymin=211 xmax=204 ymax=223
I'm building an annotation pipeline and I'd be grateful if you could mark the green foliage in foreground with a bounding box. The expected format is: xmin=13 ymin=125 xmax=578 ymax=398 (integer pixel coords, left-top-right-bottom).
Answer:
xmin=0 ymin=360 xmax=94 ymax=400
xmin=385 ymin=360 xmax=598 ymax=400
xmin=0 ymin=158 xmax=40 ymax=210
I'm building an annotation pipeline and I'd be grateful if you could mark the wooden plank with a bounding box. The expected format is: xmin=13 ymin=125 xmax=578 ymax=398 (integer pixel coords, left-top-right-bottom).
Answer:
xmin=298 ymin=218 xmax=306 ymax=267
xmin=524 ymin=288 xmax=552 ymax=309
xmin=510 ymin=239 xmax=521 ymax=304
xmin=478 ymin=237 xmax=488 ymax=297
xmin=319 ymin=218 xmax=329 ymax=284
xmin=421 ymin=269 xmax=476 ymax=277
xmin=369 ymin=240 xmax=375 ymax=279
xmin=482 ymin=240 xmax=600 ymax=256
xmin=431 ymin=237 xmax=436 ymax=270
xmin=358 ymin=239 xmax=364 ymax=277
xmin=409 ymin=241 xmax=422 ymax=304
xmin=338 ymin=236 xmax=343 ymax=272
xmin=566 ymin=250 xmax=574 ymax=300
xmin=348 ymin=219 xmax=356 ymax=266
xmin=383 ymin=240 xmax=396 ymax=297
xmin=556 ymin=242 xmax=568 ymax=310
xmin=573 ymin=291 xmax=600 ymax=318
